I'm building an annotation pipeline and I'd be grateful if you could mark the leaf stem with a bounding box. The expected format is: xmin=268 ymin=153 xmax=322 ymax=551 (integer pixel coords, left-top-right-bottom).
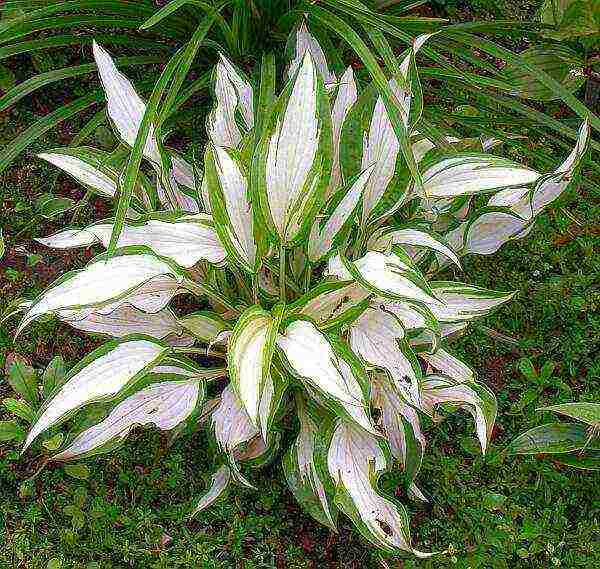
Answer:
xmin=279 ymin=247 xmax=287 ymax=302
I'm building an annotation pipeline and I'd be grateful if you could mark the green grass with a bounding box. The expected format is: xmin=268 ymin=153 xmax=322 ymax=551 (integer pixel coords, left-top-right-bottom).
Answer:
xmin=1 ymin=1 xmax=600 ymax=568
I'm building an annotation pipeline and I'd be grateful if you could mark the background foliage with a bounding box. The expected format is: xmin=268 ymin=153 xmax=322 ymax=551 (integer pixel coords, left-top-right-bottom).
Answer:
xmin=0 ymin=0 xmax=599 ymax=567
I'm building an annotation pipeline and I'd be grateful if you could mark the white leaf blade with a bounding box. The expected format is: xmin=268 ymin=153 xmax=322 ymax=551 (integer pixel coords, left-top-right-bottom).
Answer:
xmin=52 ymin=379 xmax=201 ymax=460
xmin=277 ymin=320 xmax=375 ymax=434
xmin=93 ymin=42 xmax=160 ymax=163
xmin=191 ymin=465 xmax=231 ymax=516
xmin=24 ymin=339 xmax=168 ymax=451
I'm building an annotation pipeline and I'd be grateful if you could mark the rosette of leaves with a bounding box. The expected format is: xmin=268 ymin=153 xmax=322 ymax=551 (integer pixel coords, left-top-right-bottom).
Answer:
xmin=510 ymin=403 xmax=600 ymax=471
xmin=1 ymin=0 xmax=598 ymax=186
xmin=7 ymin=27 xmax=590 ymax=555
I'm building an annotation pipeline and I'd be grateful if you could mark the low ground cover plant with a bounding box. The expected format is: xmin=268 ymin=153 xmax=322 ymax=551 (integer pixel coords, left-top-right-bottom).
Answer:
xmin=3 ymin=23 xmax=591 ymax=556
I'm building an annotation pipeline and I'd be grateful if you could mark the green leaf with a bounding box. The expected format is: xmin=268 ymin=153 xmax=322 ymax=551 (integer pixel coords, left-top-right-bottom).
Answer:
xmin=63 ymin=463 xmax=91 ymax=480
xmin=46 ymin=558 xmax=63 ymax=569
xmin=42 ymin=432 xmax=65 ymax=452
xmin=43 ymin=356 xmax=66 ymax=398
xmin=7 ymin=360 xmax=38 ymax=405
xmin=36 ymin=195 xmax=77 ymax=219
xmin=500 ymin=45 xmax=586 ymax=101
xmin=2 ymin=398 xmax=35 ymax=423
xmin=508 ymin=422 xmax=591 ymax=454
xmin=0 ymin=420 xmax=25 ymax=442
xmin=540 ymin=403 xmax=600 ymax=425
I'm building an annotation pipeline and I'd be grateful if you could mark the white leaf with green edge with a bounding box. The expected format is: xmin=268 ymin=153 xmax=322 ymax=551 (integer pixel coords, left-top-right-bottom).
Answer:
xmin=191 ymin=465 xmax=231 ymax=516
xmin=277 ymin=320 xmax=375 ymax=434
xmin=530 ymin=119 xmax=589 ymax=214
xmin=36 ymin=218 xmax=226 ymax=267
xmin=93 ymin=42 xmax=160 ymax=163
xmin=24 ymin=338 xmax=168 ymax=451
xmin=37 ymin=151 xmax=117 ymax=198
xmin=540 ymin=402 xmax=600 ymax=426
xmin=381 ymin=300 xmax=439 ymax=334
xmin=52 ymin=379 xmax=202 ymax=461
xmin=420 ymin=347 xmax=474 ymax=383
xmin=420 ymin=154 xmax=540 ymax=198
xmin=88 ymin=274 xmax=185 ymax=316
xmin=18 ymin=253 xmax=183 ymax=333
xmin=421 ymin=375 xmax=497 ymax=454
xmin=327 ymin=421 xmax=429 ymax=556
xmin=426 ymin=282 xmax=515 ymax=322
xmin=207 ymin=54 xmax=254 ymax=149
xmin=359 ymin=87 xmax=400 ymax=223
xmin=179 ymin=311 xmax=229 ymax=343
xmin=463 ymin=211 xmax=530 ymax=255
xmin=328 ymin=251 xmax=442 ymax=306
xmin=205 ymin=145 xmax=257 ymax=270
xmin=284 ymin=401 xmax=337 ymax=529
xmin=257 ymin=51 xmax=330 ymax=244
xmin=371 ymin=373 xmax=425 ymax=483
xmin=349 ymin=306 xmax=421 ymax=403
xmin=212 ymin=385 xmax=258 ymax=453
xmin=487 ymin=186 xmax=530 ymax=209
xmin=289 ymin=20 xmax=336 ymax=87
xmin=371 ymin=227 xmax=461 ymax=269
xmin=509 ymin=422 xmax=591 ymax=454
xmin=308 ymin=165 xmax=375 ymax=263
xmin=228 ymin=306 xmax=281 ymax=427
xmin=327 ymin=66 xmax=357 ymax=197
xmin=293 ymin=282 xmax=370 ymax=326
xmin=0 ymin=228 xmax=4 ymax=260
xmin=60 ymin=304 xmax=184 ymax=341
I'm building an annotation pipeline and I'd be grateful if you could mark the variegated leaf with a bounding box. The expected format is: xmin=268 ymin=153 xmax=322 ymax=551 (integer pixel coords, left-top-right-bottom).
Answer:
xmin=37 ymin=217 xmax=227 ymax=268
xmin=420 ymin=347 xmax=474 ymax=382
xmin=288 ymin=20 xmax=335 ymax=86
xmin=93 ymin=42 xmax=160 ymax=163
xmin=18 ymin=253 xmax=183 ymax=333
xmin=371 ymin=373 xmax=425 ymax=486
xmin=421 ymin=154 xmax=540 ymax=198
xmin=191 ymin=464 xmax=231 ymax=516
xmin=308 ymin=165 xmax=375 ymax=263
xmin=284 ymin=399 xmax=337 ymax=529
xmin=370 ymin=227 xmax=461 ymax=269
xmin=24 ymin=338 xmax=168 ymax=451
xmin=349 ymin=306 xmax=421 ymax=403
xmin=52 ymin=379 xmax=202 ymax=460
xmin=327 ymin=66 xmax=358 ymax=197
xmin=228 ymin=305 xmax=282 ymax=428
xmin=212 ymin=385 xmax=258 ymax=453
xmin=205 ymin=145 xmax=257 ymax=270
xmin=292 ymin=281 xmax=370 ymax=326
xmin=426 ymin=282 xmax=514 ymax=322
xmin=277 ymin=320 xmax=375 ymax=434
xmin=421 ymin=375 xmax=497 ymax=453
xmin=327 ymin=421 xmax=429 ymax=556
xmin=327 ymin=251 xmax=442 ymax=306
xmin=255 ymin=51 xmax=331 ymax=244
xmin=38 ymin=149 xmax=118 ymax=198
xmin=207 ymin=54 xmax=254 ymax=148
xmin=61 ymin=304 xmax=184 ymax=341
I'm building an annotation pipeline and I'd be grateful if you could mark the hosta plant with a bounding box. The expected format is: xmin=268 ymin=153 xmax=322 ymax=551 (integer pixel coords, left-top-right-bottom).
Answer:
xmin=510 ymin=402 xmax=600 ymax=471
xmin=6 ymin=25 xmax=591 ymax=556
